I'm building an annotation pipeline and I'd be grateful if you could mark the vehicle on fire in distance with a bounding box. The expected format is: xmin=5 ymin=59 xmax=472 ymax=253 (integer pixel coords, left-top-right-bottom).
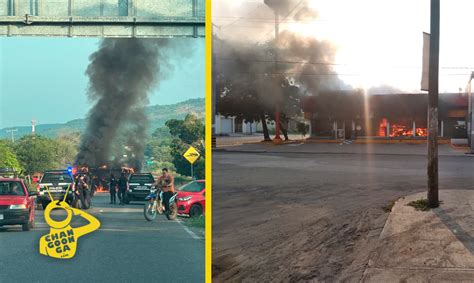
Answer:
xmin=177 ymin=180 xmax=205 ymax=217
xmin=125 ymin=173 xmax=155 ymax=204
xmin=37 ymin=170 xmax=75 ymax=209
xmin=0 ymin=178 xmax=37 ymax=231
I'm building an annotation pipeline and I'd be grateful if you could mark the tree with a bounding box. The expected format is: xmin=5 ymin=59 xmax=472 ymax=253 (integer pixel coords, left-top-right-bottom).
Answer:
xmin=14 ymin=135 xmax=59 ymax=174
xmin=297 ymin=122 xmax=308 ymax=137
xmin=215 ymin=31 xmax=342 ymax=142
xmin=0 ymin=140 xmax=23 ymax=172
xmin=54 ymin=132 xmax=80 ymax=168
xmin=216 ymin=74 xmax=274 ymax=141
xmin=165 ymin=114 xmax=205 ymax=179
xmin=266 ymin=78 xmax=303 ymax=141
xmin=144 ymin=126 xmax=174 ymax=172
xmin=167 ymin=114 xmax=205 ymax=145
xmin=215 ymin=37 xmax=276 ymax=141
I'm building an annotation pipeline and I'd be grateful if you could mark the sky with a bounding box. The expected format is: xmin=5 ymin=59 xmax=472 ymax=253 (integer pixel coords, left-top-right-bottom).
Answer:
xmin=213 ymin=0 xmax=474 ymax=94
xmin=0 ymin=37 xmax=204 ymax=128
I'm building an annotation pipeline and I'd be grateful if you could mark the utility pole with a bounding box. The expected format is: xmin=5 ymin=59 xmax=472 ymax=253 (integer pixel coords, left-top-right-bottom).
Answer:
xmin=468 ymin=72 xmax=474 ymax=154
xmin=427 ymin=0 xmax=440 ymax=208
xmin=212 ymin=24 xmax=217 ymax=148
xmin=6 ymin=129 xmax=18 ymax=143
xmin=273 ymin=10 xmax=283 ymax=143
xmin=264 ymin=0 xmax=283 ymax=143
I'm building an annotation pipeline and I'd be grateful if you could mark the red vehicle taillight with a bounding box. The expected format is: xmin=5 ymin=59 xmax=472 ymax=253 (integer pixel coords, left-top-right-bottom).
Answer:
xmin=36 ymin=184 xmax=41 ymax=192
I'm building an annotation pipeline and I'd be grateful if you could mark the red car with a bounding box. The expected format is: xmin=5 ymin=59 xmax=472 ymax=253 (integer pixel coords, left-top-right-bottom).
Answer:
xmin=0 ymin=178 xmax=37 ymax=231
xmin=176 ymin=180 xmax=205 ymax=217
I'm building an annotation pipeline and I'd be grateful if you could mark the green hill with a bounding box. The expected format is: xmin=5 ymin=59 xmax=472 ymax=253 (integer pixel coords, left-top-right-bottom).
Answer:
xmin=0 ymin=98 xmax=204 ymax=139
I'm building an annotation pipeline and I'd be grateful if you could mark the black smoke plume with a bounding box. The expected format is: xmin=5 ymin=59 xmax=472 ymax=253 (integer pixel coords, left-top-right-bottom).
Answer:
xmin=215 ymin=0 xmax=348 ymax=110
xmin=76 ymin=38 xmax=188 ymax=170
xmin=216 ymin=30 xmax=346 ymax=111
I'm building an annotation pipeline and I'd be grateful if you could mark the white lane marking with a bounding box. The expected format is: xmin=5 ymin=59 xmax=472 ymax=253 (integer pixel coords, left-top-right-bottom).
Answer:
xmin=287 ymin=143 xmax=303 ymax=147
xmin=176 ymin=219 xmax=201 ymax=240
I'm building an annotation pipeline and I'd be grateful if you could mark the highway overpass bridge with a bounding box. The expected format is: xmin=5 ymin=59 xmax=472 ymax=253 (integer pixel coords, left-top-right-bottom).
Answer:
xmin=0 ymin=0 xmax=205 ymax=37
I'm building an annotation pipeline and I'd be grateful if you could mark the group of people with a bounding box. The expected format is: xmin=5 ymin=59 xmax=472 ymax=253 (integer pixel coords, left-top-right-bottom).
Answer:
xmin=108 ymin=172 xmax=129 ymax=205
xmin=74 ymin=173 xmax=92 ymax=209
xmin=108 ymin=168 xmax=175 ymax=211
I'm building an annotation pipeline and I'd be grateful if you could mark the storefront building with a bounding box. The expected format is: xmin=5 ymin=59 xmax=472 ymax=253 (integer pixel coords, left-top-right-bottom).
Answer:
xmin=301 ymin=92 xmax=468 ymax=141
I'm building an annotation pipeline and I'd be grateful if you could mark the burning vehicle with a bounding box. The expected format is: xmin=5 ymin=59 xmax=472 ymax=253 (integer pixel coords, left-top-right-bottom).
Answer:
xmin=72 ymin=166 xmax=135 ymax=193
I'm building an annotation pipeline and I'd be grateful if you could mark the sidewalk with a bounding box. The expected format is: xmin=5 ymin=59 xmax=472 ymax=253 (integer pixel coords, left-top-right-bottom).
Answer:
xmin=216 ymin=134 xmax=304 ymax=147
xmin=362 ymin=190 xmax=474 ymax=282
xmin=214 ymin=142 xmax=470 ymax=157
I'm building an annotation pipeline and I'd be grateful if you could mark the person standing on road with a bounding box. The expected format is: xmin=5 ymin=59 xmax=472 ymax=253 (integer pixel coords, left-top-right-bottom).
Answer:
xmin=91 ymin=175 xmax=98 ymax=197
xmin=118 ymin=172 xmax=128 ymax=206
xmin=75 ymin=174 xmax=89 ymax=209
xmin=83 ymin=174 xmax=92 ymax=209
xmin=156 ymin=168 xmax=175 ymax=212
xmin=109 ymin=174 xmax=117 ymax=204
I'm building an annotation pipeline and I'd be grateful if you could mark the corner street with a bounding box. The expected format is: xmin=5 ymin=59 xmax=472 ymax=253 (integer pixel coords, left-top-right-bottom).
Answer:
xmin=212 ymin=142 xmax=474 ymax=282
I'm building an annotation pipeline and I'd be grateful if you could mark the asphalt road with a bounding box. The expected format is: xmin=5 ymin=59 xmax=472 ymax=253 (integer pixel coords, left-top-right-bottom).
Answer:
xmin=0 ymin=193 xmax=204 ymax=283
xmin=212 ymin=143 xmax=474 ymax=282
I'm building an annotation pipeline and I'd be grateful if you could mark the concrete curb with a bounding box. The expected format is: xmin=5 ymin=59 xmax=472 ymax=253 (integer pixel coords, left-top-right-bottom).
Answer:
xmin=212 ymin=148 xmax=473 ymax=157
xmin=361 ymin=190 xmax=474 ymax=282
xmin=220 ymin=138 xmax=452 ymax=145
xmin=361 ymin=194 xmax=410 ymax=282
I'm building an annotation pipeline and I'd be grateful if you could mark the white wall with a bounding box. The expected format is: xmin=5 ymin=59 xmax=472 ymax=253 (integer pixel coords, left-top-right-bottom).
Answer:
xmin=242 ymin=120 xmax=257 ymax=134
xmin=215 ymin=115 xmax=234 ymax=135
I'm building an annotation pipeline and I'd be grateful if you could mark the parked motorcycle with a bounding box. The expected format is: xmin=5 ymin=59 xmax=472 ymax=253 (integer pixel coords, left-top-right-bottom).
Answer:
xmin=144 ymin=189 xmax=178 ymax=221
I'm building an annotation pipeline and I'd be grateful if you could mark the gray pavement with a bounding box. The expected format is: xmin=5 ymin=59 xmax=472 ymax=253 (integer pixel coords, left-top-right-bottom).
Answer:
xmin=212 ymin=143 xmax=474 ymax=282
xmin=0 ymin=193 xmax=204 ymax=283
xmin=363 ymin=190 xmax=474 ymax=282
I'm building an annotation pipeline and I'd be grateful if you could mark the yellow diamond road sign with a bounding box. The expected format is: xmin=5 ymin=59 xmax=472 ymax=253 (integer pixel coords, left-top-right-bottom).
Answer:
xmin=183 ymin=146 xmax=200 ymax=164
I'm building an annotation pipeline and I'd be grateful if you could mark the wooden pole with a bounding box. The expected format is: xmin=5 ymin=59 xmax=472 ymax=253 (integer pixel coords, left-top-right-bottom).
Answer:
xmin=273 ymin=11 xmax=282 ymax=142
xmin=427 ymin=0 xmax=440 ymax=208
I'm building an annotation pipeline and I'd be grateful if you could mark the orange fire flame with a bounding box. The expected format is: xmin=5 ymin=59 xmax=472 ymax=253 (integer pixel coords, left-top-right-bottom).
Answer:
xmin=95 ymin=185 xmax=109 ymax=193
xmin=378 ymin=119 xmax=427 ymax=137
xmin=389 ymin=124 xmax=427 ymax=137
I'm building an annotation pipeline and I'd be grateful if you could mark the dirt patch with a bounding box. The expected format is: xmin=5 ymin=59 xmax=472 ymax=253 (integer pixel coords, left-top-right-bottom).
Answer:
xmin=213 ymin=201 xmax=387 ymax=282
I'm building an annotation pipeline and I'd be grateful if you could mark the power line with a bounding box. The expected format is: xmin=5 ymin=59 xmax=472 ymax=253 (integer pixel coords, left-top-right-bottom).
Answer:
xmin=219 ymin=6 xmax=264 ymax=28
xmin=215 ymin=16 xmax=329 ymax=24
xmin=217 ymin=57 xmax=346 ymax=66
xmin=216 ymin=71 xmax=473 ymax=77
xmin=216 ymin=57 xmax=474 ymax=70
